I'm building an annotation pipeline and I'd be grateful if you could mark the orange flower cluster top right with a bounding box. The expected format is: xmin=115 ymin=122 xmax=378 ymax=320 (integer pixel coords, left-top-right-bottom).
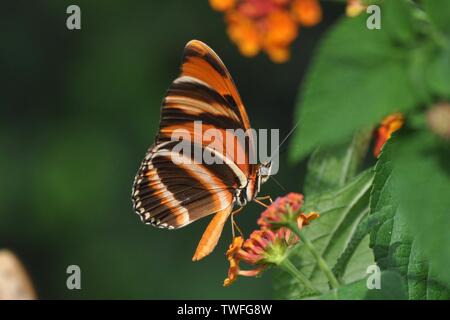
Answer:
xmin=209 ymin=0 xmax=322 ymax=63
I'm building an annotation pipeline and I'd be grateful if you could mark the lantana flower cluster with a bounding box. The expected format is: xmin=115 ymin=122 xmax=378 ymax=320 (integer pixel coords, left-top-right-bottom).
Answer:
xmin=209 ymin=0 xmax=322 ymax=63
xmin=224 ymin=192 xmax=319 ymax=286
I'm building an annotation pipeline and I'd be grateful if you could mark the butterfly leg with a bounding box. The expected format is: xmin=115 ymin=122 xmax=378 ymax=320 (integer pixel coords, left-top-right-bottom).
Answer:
xmin=254 ymin=198 xmax=269 ymax=208
xmin=231 ymin=207 xmax=244 ymax=238
xmin=256 ymin=195 xmax=273 ymax=204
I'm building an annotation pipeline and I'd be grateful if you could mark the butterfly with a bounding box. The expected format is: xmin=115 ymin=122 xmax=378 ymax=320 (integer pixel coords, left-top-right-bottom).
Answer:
xmin=132 ymin=40 xmax=272 ymax=261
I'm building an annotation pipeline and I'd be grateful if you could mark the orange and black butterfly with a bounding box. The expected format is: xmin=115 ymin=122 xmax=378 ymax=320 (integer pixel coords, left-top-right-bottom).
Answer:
xmin=132 ymin=40 xmax=272 ymax=261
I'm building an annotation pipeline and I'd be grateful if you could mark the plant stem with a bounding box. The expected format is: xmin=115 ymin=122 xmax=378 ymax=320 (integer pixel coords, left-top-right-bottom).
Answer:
xmin=287 ymin=222 xmax=340 ymax=290
xmin=279 ymin=258 xmax=321 ymax=295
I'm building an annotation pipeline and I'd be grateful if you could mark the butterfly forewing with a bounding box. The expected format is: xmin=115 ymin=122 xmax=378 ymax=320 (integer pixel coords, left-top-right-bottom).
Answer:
xmin=178 ymin=40 xmax=251 ymax=130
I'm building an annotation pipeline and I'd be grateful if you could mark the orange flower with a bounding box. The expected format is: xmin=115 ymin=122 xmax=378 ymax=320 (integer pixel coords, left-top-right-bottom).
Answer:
xmin=239 ymin=229 xmax=279 ymax=264
xmin=265 ymin=46 xmax=290 ymax=63
xmin=224 ymin=192 xmax=319 ymax=286
xmin=226 ymin=11 xmax=262 ymax=57
xmin=209 ymin=0 xmax=323 ymax=63
xmin=346 ymin=0 xmax=366 ymax=17
xmin=239 ymin=0 xmax=278 ymax=18
xmin=264 ymin=10 xmax=298 ymax=47
xmin=292 ymin=0 xmax=322 ymax=27
xmin=297 ymin=211 xmax=319 ymax=228
xmin=373 ymin=113 xmax=404 ymax=157
xmin=257 ymin=192 xmax=304 ymax=228
xmin=209 ymin=0 xmax=237 ymax=12
xmin=263 ymin=10 xmax=298 ymax=63
xmin=258 ymin=193 xmax=319 ymax=244
xmin=223 ymin=230 xmax=279 ymax=286
xmin=223 ymin=236 xmax=245 ymax=286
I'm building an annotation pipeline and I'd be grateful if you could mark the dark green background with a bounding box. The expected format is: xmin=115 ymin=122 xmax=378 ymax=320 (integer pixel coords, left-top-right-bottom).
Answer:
xmin=0 ymin=0 xmax=342 ymax=299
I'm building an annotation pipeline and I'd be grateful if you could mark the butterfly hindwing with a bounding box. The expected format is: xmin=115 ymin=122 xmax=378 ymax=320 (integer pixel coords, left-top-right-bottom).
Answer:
xmin=133 ymin=141 xmax=236 ymax=229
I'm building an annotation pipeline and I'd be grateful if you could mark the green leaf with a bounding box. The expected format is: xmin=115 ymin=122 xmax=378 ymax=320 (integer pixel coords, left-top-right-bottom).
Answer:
xmin=369 ymin=137 xmax=450 ymax=299
xmin=332 ymin=209 xmax=390 ymax=282
xmin=289 ymin=14 xmax=417 ymax=163
xmin=384 ymin=0 xmax=416 ymax=44
xmin=319 ymin=271 xmax=407 ymax=300
xmin=304 ymin=130 xmax=372 ymax=195
xmin=426 ymin=46 xmax=450 ymax=99
xmin=274 ymin=169 xmax=375 ymax=299
xmin=391 ymin=131 xmax=450 ymax=289
xmin=421 ymin=0 xmax=450 ymax=99
xmin=422 ymin=0 xmax=450 ymax=35
xmin=304 ymin=131 xmax=374 ymax=287
xmin=408 ymin=41 xmax=436 ymax=104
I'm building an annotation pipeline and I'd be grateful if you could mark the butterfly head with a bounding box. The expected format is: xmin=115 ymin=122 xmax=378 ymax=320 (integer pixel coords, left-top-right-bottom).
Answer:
xmin=258 ymin=161 xmax=272 ymax=184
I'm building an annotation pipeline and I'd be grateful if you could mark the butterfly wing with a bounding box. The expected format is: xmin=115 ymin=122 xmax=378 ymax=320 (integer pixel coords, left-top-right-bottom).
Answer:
xmin=133 ymin=141 xmax=236 ymax=229
xmin=192 ymin=204 xmax=233 ymax=261
xmin=158 ymin=40 xmax=255 ymax=176
xmin=161 ymin=39 xmax=251 ymax=135
xmin=132 ymin=40 xmax=255 ymax=231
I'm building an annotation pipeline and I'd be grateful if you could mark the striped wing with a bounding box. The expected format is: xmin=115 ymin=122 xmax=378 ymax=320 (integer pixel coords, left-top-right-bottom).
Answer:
xmin=132 ymin=40 xmax=254 ymax=230
xmin=133 ymin=141 xmax=237 ymax=229
xmin=158 ymin=40 xmax=255 ymax=176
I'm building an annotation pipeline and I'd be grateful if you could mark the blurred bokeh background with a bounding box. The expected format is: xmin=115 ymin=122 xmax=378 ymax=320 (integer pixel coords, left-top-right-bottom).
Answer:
xmin=0 ymin=0 xmax=343 ymax=299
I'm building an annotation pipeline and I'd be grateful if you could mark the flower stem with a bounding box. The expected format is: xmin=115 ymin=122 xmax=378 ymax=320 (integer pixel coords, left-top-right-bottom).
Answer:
xmin=287 ymin=222 xmax=340 ymax=290
xmin=278 ymin=258 xmax=321 ymax=295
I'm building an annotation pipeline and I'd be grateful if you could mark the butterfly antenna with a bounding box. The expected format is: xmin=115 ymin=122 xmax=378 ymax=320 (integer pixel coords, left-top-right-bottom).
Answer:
xmin=269 ymin=175 xmax=287 ymax=192
xmin=267 ymin=120 xmax=300 ymax=163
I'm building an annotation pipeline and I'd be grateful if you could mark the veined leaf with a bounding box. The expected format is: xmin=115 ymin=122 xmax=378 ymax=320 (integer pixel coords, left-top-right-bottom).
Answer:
xmin=369 ymin=137 xmax=450 ymax=299
xmin=289 ymin=10 xmax=418 ymax=163
xmin=319 ymin=271 xmax=407 ymax=300
xmin=332 ymin=208 xmax=390 ymax=282
xmin=304 ymin=130 xmax=374 ymax=287
xmin=274 ymin=169 xmax=375 ymax=299
xmin=392 ymin=131 xmax=450 ymax=289
xmin=304 ymin=130 xmax=372 ymax=195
